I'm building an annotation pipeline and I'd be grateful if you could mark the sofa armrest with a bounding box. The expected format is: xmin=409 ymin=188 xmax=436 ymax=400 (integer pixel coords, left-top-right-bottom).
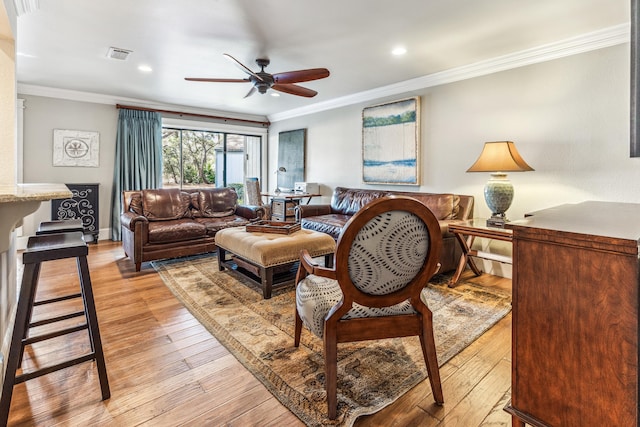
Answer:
xmin=120 ymin=211 xmax=149 ymax=231
xmin=456 ymin=195 xmax=474 ymax=220
xmin=236 ymin=204 xmax=265 ymax=220
xmin=295 ymin=204 xmax=332 ymax=221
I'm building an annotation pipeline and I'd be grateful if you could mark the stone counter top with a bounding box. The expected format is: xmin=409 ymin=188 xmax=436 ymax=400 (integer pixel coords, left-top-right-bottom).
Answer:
xmin=0 ymin=183 xmax=73 ymax=252
xmin=0 ymin=183 xmax=72 ymax=203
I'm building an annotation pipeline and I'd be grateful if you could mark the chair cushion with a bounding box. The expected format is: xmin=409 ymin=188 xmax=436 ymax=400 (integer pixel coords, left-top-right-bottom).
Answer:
xmin=296 ymin=274 xmax=432 ymax=338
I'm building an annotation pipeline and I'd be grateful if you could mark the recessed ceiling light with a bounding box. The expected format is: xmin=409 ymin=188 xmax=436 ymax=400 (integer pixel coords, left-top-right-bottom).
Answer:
xmin=270 ymin=92 xmax=280 ymax=97
xmin=392 ymin=46 xmax=407 ymax=56
xmin=138 ymin=65 xmax=153 ymax=73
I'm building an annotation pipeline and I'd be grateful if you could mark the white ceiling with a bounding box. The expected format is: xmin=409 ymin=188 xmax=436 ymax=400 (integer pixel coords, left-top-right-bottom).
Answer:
xmin=15 ymin=0 xmax=630 ymax=120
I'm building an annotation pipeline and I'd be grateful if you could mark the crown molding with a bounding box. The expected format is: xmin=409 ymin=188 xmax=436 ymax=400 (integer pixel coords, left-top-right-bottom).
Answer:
xmin=268 ymin=23 xmax=630 ymax=123
xmin=12 ymin=0 xmax=39 ymax=16
xmin=16 ymin=84 xmax=269 ymax=123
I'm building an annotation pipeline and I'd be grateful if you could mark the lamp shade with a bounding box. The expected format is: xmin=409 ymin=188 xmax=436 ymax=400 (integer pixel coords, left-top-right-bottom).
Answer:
xmin=467 ymin=141 xmax=534 ymax=173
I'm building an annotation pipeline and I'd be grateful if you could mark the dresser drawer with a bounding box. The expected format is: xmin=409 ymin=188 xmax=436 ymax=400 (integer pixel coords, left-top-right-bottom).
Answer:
xmin=272 ymin=200 xmax=297 ymax=216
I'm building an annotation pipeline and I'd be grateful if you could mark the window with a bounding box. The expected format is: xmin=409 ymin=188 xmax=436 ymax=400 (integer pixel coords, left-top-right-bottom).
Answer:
xmin=162 ymin=126 xmax=263 ymax=203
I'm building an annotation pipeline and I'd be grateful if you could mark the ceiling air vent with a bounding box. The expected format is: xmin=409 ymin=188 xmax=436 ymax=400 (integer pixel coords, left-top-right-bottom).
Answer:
xmin=106 ymin=47 xmax=132 ymax=60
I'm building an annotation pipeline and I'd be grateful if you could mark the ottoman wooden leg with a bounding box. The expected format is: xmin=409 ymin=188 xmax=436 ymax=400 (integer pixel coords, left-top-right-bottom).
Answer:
xmin=217 ymin=247 xmax=226 ymax=271
xmin=261 ymin=267 xmax=273 ymax=299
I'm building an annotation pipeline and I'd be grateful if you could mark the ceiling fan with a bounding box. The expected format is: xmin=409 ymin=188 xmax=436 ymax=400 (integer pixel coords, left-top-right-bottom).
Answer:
xmin=185 ymin=53 xmax=330 ymax=98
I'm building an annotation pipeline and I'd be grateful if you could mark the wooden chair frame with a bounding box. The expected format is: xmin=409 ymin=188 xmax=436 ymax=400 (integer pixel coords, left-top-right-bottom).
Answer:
xmin=294 ymin=196 xmax=444 ymax=419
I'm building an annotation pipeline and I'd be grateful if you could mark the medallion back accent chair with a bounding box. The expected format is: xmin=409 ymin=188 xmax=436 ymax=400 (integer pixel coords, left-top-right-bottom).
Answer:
xmin=244 ymin=177 xmax=271 ymax=219
xmin=293 ymin=196 xmax=445 ymax=419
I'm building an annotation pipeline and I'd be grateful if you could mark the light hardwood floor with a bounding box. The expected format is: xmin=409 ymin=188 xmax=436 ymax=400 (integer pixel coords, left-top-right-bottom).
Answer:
xmin=6 ymin=241 xmax=512 ymax=426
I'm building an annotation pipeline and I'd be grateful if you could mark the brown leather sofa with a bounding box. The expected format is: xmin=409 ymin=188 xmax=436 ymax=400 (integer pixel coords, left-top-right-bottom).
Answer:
xmin=121 ymin=187 xmax=265 ymax=271
xmin=296 ymin=186 xmax=474 ymax=273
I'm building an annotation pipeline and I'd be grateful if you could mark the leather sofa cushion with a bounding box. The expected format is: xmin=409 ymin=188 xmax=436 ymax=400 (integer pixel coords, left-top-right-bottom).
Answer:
xmin=196 ymin=216 xmax=251 ymax=235
xmin=197 ymin=188 xmax=237 ymax=218
xmin=142 ymin=189 xmax=191 ymax=221
xmin=129 ymin=193 xmax=143 ymax=215
xmin=147 ymin=219 xmax=207 ymax=243
xmin=331 ymin=187 xmax=390 ymax=216
xmin=301 ymin=214 xmax=351 ymax=240
xmin=404 ymin=193 xmax=457 ymax=220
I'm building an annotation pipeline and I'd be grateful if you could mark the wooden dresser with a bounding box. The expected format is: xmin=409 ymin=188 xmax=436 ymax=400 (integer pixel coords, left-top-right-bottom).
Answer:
xmin=505 ymin=201 xmax=640 ymax=426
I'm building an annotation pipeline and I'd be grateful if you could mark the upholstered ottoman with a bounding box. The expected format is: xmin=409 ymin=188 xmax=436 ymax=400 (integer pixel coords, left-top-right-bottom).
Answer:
xmin=215 ymin=227 xmax=336 ymax=299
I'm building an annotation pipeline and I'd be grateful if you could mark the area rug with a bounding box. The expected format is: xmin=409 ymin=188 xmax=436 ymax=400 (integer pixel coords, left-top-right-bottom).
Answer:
xmin=152 ymin=255 xmax=512 ymax=426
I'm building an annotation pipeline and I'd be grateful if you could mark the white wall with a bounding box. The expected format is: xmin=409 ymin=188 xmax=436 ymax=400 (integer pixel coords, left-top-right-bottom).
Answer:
xmin=18 ymin=95 xmax=117 ymax=239
xmin=268 ymin=44 xmax=632 ymax=276
xmin=18 ymin=44 xmax=633 ymax=277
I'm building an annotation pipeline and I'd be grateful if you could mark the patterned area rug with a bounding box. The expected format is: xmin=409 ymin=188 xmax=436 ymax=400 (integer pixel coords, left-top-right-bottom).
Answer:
xmin=152 ymin=255 xmax=512 ymax=426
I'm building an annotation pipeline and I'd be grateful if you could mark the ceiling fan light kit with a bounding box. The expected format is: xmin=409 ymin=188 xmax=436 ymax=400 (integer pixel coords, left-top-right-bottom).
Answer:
xmin=185 ymin=54 xmax=330 ymax=98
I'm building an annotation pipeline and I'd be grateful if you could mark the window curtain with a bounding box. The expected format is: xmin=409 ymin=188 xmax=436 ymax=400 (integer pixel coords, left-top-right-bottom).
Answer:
xmin=109 ymin=108 xmax=162 ymax=241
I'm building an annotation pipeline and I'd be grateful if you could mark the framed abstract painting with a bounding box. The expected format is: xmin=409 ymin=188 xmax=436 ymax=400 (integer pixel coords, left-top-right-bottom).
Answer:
xmin=362 ymin=97 xmax=420 ymax=185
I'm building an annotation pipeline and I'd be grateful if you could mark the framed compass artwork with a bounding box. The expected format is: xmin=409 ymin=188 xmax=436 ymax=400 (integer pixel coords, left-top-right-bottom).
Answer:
xmin=53 ymin=129 xmax=100 ymax=167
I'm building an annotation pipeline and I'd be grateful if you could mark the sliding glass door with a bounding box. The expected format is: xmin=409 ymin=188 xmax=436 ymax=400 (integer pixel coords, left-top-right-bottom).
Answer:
xmin=162 ymin=128 xmax=262 ymax=203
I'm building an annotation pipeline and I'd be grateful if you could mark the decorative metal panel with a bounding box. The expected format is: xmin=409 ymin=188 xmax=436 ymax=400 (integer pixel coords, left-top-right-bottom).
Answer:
xmin=51 ymin=183 xmax=99 ymax=243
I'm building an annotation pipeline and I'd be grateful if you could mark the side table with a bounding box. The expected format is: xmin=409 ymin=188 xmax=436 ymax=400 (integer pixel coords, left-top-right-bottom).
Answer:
xmin=448 ymin=219 xmax=512 ymax=287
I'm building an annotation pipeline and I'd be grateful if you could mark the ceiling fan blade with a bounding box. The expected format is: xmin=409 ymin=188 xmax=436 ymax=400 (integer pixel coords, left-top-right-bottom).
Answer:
xmin=184 ymin=77 xmax=249 ymax=83
xmin=272 ymin=83 xmax=318 ymax=98
xmin=244 ymin=86 xmax=257 ymax=98
xmin=223 ymin=53 xmax=264 ymax=82
xmin=272 ymin=68 xmax=330 ymax=84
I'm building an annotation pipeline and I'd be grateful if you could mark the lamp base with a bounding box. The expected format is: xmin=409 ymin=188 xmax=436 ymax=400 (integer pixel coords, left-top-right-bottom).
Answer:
xmin=484 ymin=172 xmax=513 ymax=228
xmin=486 ymin=216 xmax=508 ymax=228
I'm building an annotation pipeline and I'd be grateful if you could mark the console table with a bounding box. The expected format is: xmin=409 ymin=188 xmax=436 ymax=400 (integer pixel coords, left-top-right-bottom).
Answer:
xmin=505 ymin=201 xmax=640 ymax=426
xmin=448 ymin=219 xmax=512 ymax=287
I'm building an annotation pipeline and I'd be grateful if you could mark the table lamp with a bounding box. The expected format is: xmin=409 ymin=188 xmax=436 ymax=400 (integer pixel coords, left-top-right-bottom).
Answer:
xmin=274 ymin=166 xmax=286 ymax=193
xmin=467 ymin=141 xmax=534 ymax=227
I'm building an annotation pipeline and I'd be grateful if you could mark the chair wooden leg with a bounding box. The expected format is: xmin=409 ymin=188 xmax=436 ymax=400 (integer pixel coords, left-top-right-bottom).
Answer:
xmin=294 ymin=307 xmax=303 ymax=347
xmin=420 ymin=315 xmax=444 ymax=405
xmin=324 ymin=328 xmax=338 ymax=420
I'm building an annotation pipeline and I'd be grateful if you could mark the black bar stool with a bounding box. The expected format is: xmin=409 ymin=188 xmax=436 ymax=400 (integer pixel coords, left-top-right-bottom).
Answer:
xmin=0 ymin=231 xmax=110 ymax=424
xmin=36 ymin=218 xmax=84 ymax=235
xmin=34 ymin=219 xmax=86 ymax=323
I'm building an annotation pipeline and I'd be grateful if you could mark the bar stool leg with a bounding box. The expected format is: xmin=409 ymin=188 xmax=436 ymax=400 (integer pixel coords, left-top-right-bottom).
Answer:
xmin=76 ymin=256 xmax=110 ymax=400
xmin=17 ymin=261 xmax=43 ymax=368
xmin=0 ymin=263 xmax=39 ymax=424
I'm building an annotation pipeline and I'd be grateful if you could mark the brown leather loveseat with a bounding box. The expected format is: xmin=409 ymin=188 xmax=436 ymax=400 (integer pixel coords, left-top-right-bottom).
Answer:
xmin=296 ymin=186 xmax=474 ymax=273
xmin=121 ymin=187 xmax=264 ymax=271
